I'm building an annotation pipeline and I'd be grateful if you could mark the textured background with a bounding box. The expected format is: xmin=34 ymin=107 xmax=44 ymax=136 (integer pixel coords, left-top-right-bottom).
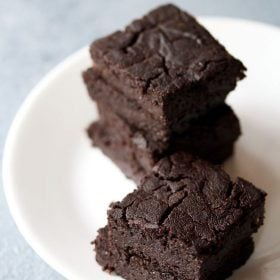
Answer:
xmin=0 ymin=0 xmax=279 ymax=279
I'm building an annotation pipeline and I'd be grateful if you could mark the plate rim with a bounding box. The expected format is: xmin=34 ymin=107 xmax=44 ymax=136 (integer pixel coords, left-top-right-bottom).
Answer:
xmin=2 ymin=45 xmax=90 ymax=280
xmin=2 ymin=17 xmax=280 ymax=279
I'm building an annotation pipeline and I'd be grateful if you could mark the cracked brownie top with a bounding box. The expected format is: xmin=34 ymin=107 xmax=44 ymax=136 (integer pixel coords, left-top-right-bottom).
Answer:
xmin=90 ymin=4 xmax=245 ymax=98
xmin=108 ymin=152 xmax=266 ymax=253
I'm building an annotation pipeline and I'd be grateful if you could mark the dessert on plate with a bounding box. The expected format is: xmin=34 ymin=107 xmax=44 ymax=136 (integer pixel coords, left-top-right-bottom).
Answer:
xmin=82 ymin=3 xmax=267 ymax=279
xmin=95 ymin=153 xmax=266 ymax=280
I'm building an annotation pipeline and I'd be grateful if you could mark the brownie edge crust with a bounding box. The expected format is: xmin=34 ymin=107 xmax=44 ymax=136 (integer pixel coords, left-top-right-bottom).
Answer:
xmin=94 ymin=152 xmax=266 ymax=280
xmin=95 ymin=227 xmax=254 ymax=280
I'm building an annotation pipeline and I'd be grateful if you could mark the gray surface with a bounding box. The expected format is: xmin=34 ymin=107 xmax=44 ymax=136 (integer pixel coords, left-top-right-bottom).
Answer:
xmin=0 ymin=0 xmax=279 ymax=279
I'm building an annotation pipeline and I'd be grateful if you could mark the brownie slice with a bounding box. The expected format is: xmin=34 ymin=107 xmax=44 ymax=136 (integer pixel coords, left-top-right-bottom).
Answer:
xmin=94 ymin=152 xmax=266 ymax=280
xmin=88 ymin=103 xmax=241 ymax=182
xmin=96 ymin=226 xmax=254 ymax=280
xmin=89 ymin=4 xmax=245 ymax=125
xmin=84 ymin=67 xmax=231 ymax=145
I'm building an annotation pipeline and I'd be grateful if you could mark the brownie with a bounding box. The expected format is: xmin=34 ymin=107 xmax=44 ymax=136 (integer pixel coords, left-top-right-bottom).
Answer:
xmin=88 ymin=103 xmax=241 ymax=182
xmin=89 ymin=4 xmax=245 ymax=126
xmin=94 ymin=152 xmax=266 ymax=280
xmin=96 ymin=226 xmax=254 ymax=280
xmin=84 ymin=67 xmax=230 ymax=145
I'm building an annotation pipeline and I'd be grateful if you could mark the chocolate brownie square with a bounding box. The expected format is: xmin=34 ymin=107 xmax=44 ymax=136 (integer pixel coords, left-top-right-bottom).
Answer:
xmin=84 ymin=67 xmax=172 ymax=145
xmin=89 ymin=4 xmax=245 ymax=127
xmin=88 ymin=103 xmax=241 ymax=182
xmin=84 ymin=67 xmax=230 ymax=145
xmin=94 ymin=152 xmax=266 ymax=280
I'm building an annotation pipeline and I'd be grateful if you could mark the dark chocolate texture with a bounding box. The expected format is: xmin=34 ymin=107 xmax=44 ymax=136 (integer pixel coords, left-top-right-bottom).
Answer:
xmin=94 ymin=152 xmax=266 ymax=279
xmin=88 ymin=103 xmax=241 ymax=182
xmin=83 ymin=67 xmax=234 ymax=145
xmin=89 ymin=4 xmax=245 ymax=122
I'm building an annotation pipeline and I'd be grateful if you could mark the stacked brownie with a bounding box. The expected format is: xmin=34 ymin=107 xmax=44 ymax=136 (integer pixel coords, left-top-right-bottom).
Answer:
xmin=83 ymin=4 xmax=245 ymax=183
xmin=95 ymin=152 xmax=266 ymax=280
xmin=83 ymin=4 xmax=267 ymax=279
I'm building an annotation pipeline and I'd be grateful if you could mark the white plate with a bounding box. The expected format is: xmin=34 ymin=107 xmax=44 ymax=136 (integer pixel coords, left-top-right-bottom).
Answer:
xmin=3 ymin=17 xmax=280 ymax=280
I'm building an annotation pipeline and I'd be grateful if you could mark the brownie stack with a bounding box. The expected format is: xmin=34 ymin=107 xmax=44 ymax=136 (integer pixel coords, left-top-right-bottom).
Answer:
xmin=83 ymin=4 xmax=245 ymax=183
xmin=83 ymin=4 xmax=267 ymax=280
